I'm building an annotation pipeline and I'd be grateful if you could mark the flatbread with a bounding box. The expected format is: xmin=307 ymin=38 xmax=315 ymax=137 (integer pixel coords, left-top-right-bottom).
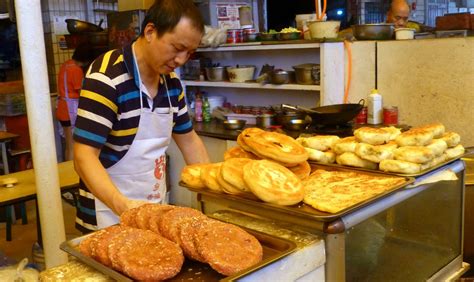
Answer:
xmin=223 ymin=146 xmax=259 ymax=160
xmin=180 ymin=163 xmax=209 ymax=189
xmin=243 ymin=160 xmax=304 ymax=206
xmin=200 ymin=162 xmax=223 ymax=192
xmin=221 ymin=158 xmax=253 ymax=193
xmin=303 ymin=169 xmax=406 ymax=213
xmin=297 ymin=135 xmax=340 ymax=151
xmin=336 ymin=152 xmax=378 ymax=170
xmin=244 ymin=131 xmax=308 ymax=165
xmin=354 ymin=127 xmax=391 ymax=145
xmin=332 ymin=136 xmax=359 ymax=155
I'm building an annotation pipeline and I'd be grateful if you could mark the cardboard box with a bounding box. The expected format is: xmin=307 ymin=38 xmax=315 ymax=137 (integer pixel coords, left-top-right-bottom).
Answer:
xmin=118 ymin=0 xmax=154 ymax=12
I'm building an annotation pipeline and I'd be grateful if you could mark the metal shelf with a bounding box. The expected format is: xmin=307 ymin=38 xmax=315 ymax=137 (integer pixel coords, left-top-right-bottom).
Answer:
xmin=196 ymin=42 xmax=321 ymax=52
xmin=182 ymin=80 xmax=320 ymax=91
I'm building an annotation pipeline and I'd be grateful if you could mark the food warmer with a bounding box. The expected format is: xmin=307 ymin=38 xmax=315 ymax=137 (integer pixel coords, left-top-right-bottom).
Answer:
xmin=191 ymin=160 xmax=469 ymax=281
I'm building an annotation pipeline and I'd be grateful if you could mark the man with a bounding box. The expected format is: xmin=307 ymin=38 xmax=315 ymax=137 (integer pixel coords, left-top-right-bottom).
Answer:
xmin=386 ymin=0 xmax=423 ymax=32
xmin=73 ymin=0 xmax=210 ymax=233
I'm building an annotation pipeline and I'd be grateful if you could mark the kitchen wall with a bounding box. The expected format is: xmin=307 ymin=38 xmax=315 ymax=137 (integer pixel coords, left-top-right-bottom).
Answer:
xmin=347 ymin=38 xmax=474 ymax=146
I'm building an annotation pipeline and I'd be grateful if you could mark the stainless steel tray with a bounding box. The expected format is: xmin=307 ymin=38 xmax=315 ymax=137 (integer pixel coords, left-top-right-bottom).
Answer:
xmin=60 ymin=224 xmax=297 ymax=281
xmin=308 ymin=146 xmax=474 ymax=177
xmin=181 ymin=166 xmax=414 ymax=222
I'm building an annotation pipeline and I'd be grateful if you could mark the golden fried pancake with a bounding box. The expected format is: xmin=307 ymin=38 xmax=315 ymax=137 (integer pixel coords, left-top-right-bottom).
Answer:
xmin=395 ymin=128 xmax=434 ymax=146
xmin=420 ymin=154 xmax=448 ymax=171
xmin=237 ymin=128 xmax=265 ymax=152
xmin=336 ymin=152 xmax=378 ymax=169
xmin=244 ymin=131 xmax=308 ymax=165
xmin=305 ymin=147 xmax=336 ymax=164
xmin=332 ymin=136 xmax=359 ymax=155
xmin=221 ymin=158 xmax=252 ymax=193
xmin=445 ymin=144 xmax=465 ymax=159
xmin=382 ymin=126 xmax=402 ymax=141
xmin=200 ymin=162 xmax=222 ymax=192
xmin=416 ymin=122 xmax=445 ymax=138
xmin=297 ymin=135 xmax=340 ymax=151
xmin=303 ymin=169 xmax=406 ymax=213
xmin=426 ymin=139 xmax=448 ymax=156
xmin=243 ymin=160 xmax=304 ymax=206
xmin=379 ymin=159 xmax=421 ymax=174
xmin=440 ymin=132 xmax=461 ymax=147
xmin=216 ymin=165 xmax=244 ymax=195
xmin=394 ymin=146 xmax=435 ymax=164
xmin=223 ymin=146 xmax=259 ymax=160
xmin=354 ymin=127 xmax=391 ymax=145
xmin=180 ymin=163 xmax=209 ymax=189
xmin=355 ymin=142 xmax=395 ymax=163
xmin=289 ymin=161 xmax=311 ymax=179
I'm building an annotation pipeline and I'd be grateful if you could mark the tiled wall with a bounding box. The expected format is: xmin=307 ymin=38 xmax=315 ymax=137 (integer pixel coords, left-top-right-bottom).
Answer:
xmin=42 ymin=0 xmax=117 ymax=93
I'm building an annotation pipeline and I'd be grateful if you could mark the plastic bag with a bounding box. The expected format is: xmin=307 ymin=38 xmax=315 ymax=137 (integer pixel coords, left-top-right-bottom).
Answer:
xmin=200 ymin=25 xmax=227 ymax=48
xmin=0 ymin=258 xmax=39 ymax=281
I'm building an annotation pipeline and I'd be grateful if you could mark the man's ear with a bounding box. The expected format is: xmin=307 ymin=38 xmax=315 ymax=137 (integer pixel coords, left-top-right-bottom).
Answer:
xmin=144 ymin=23 xmax=156 ymax=42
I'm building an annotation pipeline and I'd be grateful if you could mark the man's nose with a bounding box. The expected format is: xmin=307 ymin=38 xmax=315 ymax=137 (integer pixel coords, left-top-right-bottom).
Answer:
xmin=175 ymin=52 xmax=190 ymax=66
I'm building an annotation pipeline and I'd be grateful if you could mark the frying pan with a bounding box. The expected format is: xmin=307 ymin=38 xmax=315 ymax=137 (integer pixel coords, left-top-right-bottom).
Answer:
xmin=282 ymin=99 xmax=365 ymax=125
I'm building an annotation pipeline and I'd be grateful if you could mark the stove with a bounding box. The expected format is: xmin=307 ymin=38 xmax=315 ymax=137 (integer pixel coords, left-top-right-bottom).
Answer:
xmin=304 ymin=122 xmax=354 ymax=137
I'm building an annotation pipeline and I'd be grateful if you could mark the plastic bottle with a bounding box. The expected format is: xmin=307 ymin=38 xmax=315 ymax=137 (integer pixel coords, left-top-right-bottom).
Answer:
xmin=367 ymin=89 xmax=383 ymax=125
xmin=202 ymin=97 xmax=211 ymax=123
xmin=194 ymin=93 xmax=203 ymax=122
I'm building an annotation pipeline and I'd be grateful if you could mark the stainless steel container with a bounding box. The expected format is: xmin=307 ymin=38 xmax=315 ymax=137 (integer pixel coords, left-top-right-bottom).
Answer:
xmin=292 ymin=63 xmax=320 ymax=85
xmin=256 ymin=114 xmax=274 ymax=128
xmin=205 ymin=66 xmax=228 ymax=81
xmin=352 ymin=24 xmax=394 ymax=40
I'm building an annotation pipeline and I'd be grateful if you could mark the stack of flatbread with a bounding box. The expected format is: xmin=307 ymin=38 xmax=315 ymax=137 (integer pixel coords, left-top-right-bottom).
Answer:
xmin=296 ymin=135 xmax=339 ymax=164
xmin=180 ymin=128 xmax=309 ymax=206
xmin=299 ymin=123 xmax=464 ymax=174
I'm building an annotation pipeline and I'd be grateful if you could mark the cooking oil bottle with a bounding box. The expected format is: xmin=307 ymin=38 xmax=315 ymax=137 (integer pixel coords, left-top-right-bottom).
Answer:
xmin=367 ymin=89 xmax=383 ymax=124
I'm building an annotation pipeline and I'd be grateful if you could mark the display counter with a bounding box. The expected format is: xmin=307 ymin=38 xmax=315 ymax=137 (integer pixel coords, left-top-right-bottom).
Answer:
xmin=193 ymin=160 xmax=469 ymax=281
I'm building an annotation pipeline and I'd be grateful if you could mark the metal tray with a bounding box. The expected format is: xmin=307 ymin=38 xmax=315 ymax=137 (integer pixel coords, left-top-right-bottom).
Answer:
xmin=60 ymin=224 xmax=297 ymax=282
xmin=181 ymin=166 xmax=414 ymax=222
xmin=308 ymin=146 xmax=474 ymax=177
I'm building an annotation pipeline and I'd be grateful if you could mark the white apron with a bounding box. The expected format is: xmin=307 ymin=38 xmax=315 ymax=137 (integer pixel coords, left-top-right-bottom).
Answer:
xmin=95 ymin=45 xmax=173 ymax=228
xmin=63 ymin=63 xmax=79 ymax=127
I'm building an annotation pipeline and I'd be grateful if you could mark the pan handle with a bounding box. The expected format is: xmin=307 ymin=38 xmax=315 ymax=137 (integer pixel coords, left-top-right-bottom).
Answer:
xmin=281 ymin=104 xmax=298 ymax=111
xmin=358 ymin=99 xmax=365 ymax=106
xmin=462 ymin=146 xmax=474 ymax=158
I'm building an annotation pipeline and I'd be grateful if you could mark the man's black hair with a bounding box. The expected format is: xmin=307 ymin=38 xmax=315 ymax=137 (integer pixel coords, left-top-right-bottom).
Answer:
xmin=140 ymin=0 xmax=204 ymax=37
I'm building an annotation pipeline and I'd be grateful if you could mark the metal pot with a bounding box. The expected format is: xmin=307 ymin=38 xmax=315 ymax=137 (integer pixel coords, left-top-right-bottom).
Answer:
xmin=352 ymin=24 xmax=394 ymax=40
xmin=66 ymin=19 xmax=103 ymax=34
xmin=256 ymin=114 xmax=275 ymax=129
xmin=205 ymin=66 xmax=228 ymax=81
xmin=292 ymin=63 xmax=320 ymax=85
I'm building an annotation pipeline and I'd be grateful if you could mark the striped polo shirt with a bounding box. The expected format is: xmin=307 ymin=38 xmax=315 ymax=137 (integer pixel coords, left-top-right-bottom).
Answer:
xmin=74 ymin=43 xmax=192 ymax=233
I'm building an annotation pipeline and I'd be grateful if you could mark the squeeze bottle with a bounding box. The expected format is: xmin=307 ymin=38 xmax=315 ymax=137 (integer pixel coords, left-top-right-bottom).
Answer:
xmin=367 ymin=89 xmax=383 ymax=125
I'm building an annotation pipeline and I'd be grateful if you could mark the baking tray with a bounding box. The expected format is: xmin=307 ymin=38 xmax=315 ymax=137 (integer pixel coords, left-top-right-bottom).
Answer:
xmin=60 ymin=225 xmax=297 ymax=282
xmin=308 ymin=147 xmax=474 ymax=177
xmin=181 ymin=166 xmax=414 ymax=222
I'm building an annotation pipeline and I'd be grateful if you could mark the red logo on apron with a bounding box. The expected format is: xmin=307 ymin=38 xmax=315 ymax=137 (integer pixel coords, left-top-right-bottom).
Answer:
xmin=147 ymin=156 xmax=166 ymax=200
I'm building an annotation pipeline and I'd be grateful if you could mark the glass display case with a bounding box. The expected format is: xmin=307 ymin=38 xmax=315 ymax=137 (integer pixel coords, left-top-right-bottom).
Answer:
xmin=195 ymin=160 xmax=467 ymax=281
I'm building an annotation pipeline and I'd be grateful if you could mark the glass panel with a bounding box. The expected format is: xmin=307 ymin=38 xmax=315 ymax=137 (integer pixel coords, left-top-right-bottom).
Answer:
xmin=345 ymin=171 xmax=463 ymax=281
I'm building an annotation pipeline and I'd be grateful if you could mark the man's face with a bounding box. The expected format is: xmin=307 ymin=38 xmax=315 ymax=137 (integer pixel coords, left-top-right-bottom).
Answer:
xmin=387 ymin=7 xmax=409 ymax=28
xmin=144 ymin=18 xmax=202 ymax=75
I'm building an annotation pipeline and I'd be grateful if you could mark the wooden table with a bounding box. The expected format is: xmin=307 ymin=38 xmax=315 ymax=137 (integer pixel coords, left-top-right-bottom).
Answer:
xmin=0 ymin=161 xmax=79 ymax=241
xmin=0 ymin=161 xmax=79 ymax=207
xmin=0 ymin=131 xmax=19 ymax=175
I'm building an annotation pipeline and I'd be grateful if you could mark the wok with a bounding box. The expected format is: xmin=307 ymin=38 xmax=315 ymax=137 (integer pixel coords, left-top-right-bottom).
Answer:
xmin=66 ymin=19 xmax=104 ymax=34
xmin=352 ymin=24 xmax=394 ymax=40
xmin=282 ymin=99 xmax=365 ymax=125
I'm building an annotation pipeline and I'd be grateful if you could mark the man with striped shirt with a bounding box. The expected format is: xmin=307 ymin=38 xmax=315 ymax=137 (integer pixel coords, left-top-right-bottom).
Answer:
xmin=73 ymin=0 xmax=210 ymax=233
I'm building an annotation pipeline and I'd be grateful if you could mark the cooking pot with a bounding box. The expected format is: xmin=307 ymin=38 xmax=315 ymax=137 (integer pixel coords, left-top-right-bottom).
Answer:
xmin=66 ymin=19 xmax=104 ymax=34
xmin=282 ymin=99 xmax=365 ymax=126
xmin=352 ymin=24 xmax=394 ymax=40
xmin=292 ymin=63 xmax=320 ymax=85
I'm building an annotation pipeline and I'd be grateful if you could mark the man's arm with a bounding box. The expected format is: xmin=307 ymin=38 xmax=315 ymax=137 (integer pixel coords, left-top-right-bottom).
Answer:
xmin=172 ymin=130 xmax=210 ymax=164
xmin=73 ymin=142 xmax=144 ymax=215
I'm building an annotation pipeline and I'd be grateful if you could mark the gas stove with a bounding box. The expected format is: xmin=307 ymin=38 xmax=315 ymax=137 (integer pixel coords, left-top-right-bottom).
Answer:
xmin=304 ymin=122 xmax=354 ymax=137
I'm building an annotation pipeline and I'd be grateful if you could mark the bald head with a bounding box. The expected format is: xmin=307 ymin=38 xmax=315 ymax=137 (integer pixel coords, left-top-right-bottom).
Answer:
xmin=387 ymin=0 xmax=410 ymax=28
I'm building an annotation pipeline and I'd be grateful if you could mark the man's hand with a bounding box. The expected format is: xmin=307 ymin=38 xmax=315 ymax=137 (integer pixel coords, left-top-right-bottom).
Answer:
xmin=112 ymin=193 xmax=148 ymax=215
